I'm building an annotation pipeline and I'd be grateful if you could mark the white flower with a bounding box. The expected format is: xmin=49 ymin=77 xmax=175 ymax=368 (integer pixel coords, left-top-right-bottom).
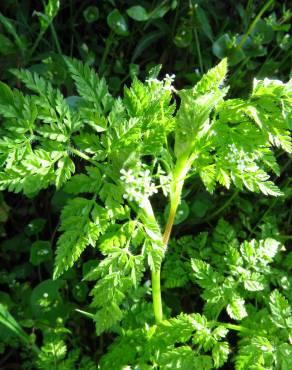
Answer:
xmin=164 ymin=74 xmax=176 ymax=84
xmin=120 ymin=165 xmax=158 ymax=204
xmin=120 ymin=168 xmax=136 ymax=184
xmin=145 ymin=182 xmax=158 ymax=197
xmin=163 ymin=74 xmax=176 ymax=92
xmin=146 ymin=73 xmax=176 ymax=93
xmin=228 ymin=143 xmax=238 ymax=154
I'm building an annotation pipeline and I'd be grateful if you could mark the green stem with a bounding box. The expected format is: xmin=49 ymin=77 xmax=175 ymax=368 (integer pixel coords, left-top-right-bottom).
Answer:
xmin=203 ymin=190 xmax=239 ymax=222
xmin=152 ymin=157 xmax=191 ymax=324
xmin=215 ymin=322 xmax=250 ymax=333
xmin=75 ymin=308 xmax=95 ymax=319
xmin=194 ymin=26 xmax=203 ymax=74
xmin=277 ymin=235 xmax=292 ymax=240
xmin=163 ymin=201 xmax=179 ymax=245
xmin=182 ymin=189 xmax=239 ymax=230
xmin=28 ymin=18 xmax=61 ymax=61
xmin=69 ymin=147 xmax=100 ymax=168
xmin=137 ymin=198 xmax=164 ymax=324
xmin=99 ymin=31 xmax=114 ymax=75
xmin=8 ymin=324 xmax=40 ymax=354
xmin=152 ymin=200 xmax=179 ymax=324
xmin=29 ymin=23 xmax=61 ymax=61
xmin=171 ymin=0 xmax=180 ymax=37
xmin=190 ymin=1 xmax=203 ymax=73
xmin=50 ymin=21 xmax=62 ymax=55
xmin=151 ymin=269 xmax=163 ymax=323
xmin=237 ymin=0 xmax=275 ymax=49
xmin=256 ymin=45 xmax=278 ymax=77
xmin=29 ymin=29 xmax=46 ymax=58
xmin=249 ymin=177 xmax=290 ymax=236
xmin=70 ymin=147 xmax=191 ymax=327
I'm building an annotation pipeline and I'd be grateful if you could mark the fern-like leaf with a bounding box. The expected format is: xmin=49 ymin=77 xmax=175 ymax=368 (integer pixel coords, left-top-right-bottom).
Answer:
xmin=65 ymin=57 xmax=113 ymax=113
xmin=53 ymin=198 xmax=100 ymax=279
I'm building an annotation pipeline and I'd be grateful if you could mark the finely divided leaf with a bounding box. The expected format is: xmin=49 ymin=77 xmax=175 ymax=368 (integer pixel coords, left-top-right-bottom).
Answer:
xmin=65 ymin=57 xmax=112 ymax=112
xmin=269 ymin=290 xmax=292 ymax=329
xmin=53 ymin=197 xmax=100 ymax=279
xmin=175 ymin=59 xmax=228 ymax=159
xmin=226 ymin=295 xmax=247 ymax=320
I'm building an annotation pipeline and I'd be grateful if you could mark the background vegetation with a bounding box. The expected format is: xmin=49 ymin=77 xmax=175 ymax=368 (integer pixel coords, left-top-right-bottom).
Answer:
xmin=0 ymin=0 xmax=291 ymax=368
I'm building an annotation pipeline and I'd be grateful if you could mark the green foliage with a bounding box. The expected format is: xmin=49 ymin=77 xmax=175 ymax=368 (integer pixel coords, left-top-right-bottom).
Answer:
xmin=163 ymin=219 xmax=285 ymax=321
xmin=269 ymin=290 xmax=292 ymax=329
xmin=175 ymin=58 xmax=228 ymax=160
xmin=100 ymin=313 xmax=229 ymax=369
xmin=84 ymin=220 xmax=146 ymax=335
xmin=234 ymin=290 xmax=292 ymax=370
xmin=107 ymin=9 xmax=129 ymax=37
xmin=53 ymin=198 xmax=101 ymax=279
xmin=163 ymin=220 xmax=292 ymax=369
xmin=30 ymin=240 xmax=52 ymax=266
xmin=172 ymin=58 xmax=291 ymax=200
xmin=65 ymin=57 xmax=113 ymax=111
xmin=36 ymin=331 xmax=98 ymax=370
xmin=0 ymin=54 xmax=291 ymax=368
xmin=0 ymin=303 xmax=37 ymax=350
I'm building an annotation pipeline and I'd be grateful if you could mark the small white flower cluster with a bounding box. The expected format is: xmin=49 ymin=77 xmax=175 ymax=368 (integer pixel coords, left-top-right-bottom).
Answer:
xmin=120 ymin=166 xmax=158 ymax=203
xmin=163 ymin=74 xmax=176 ymax=91
xmin=146 ymin=73 xmax=176 ymax=94
xmin=225 ymin=144 xmax=255 ymax=172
